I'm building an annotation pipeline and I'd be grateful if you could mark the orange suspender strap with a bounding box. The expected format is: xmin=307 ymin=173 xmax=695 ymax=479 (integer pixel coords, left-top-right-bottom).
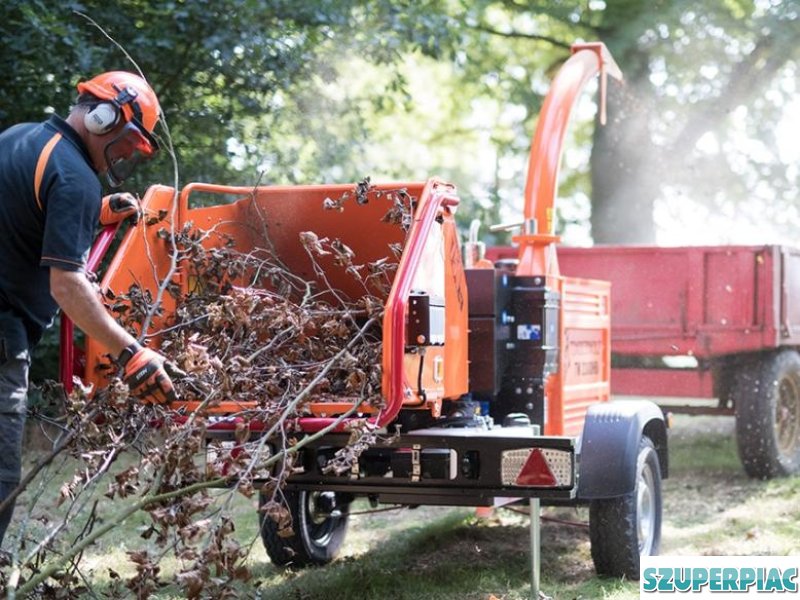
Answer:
xmin=33 ymin=132 xmax=63 ymax=212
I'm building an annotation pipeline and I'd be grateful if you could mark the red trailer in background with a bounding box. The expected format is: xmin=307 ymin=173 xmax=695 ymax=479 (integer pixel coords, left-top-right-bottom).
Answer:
xmin=488 ymin=244 xmax=800 ymax=479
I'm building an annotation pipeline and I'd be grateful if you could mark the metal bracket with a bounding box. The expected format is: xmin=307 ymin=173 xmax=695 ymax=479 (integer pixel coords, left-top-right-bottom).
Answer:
xmin=411 ymin=444 xmax=421 ymax=482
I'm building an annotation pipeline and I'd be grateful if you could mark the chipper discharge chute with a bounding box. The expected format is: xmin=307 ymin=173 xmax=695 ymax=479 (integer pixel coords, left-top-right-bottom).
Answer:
xmin=62 ymin=41 xmax=668 ymax=587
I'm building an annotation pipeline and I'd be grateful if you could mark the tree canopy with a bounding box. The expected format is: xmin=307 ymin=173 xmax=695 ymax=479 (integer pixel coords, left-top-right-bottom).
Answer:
xmin=2 ymin=0 xmax=797 ymax=243
xmin=2 ymin=0 xmax=457 ymax=188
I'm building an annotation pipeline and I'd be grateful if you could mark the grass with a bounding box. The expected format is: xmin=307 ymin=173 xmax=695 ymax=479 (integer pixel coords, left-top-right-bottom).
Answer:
xmin=5 ymin=412 xmax=800 ymax=599
xmin=661 ymin=416 xmax=800 ymax=558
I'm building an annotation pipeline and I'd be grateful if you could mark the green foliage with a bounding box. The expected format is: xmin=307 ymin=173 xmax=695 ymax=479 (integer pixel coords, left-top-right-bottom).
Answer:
xmin=28 ymin=325 xmax=61 ymax=385
xmin=1 ymin=0 xmax=458 ymax=191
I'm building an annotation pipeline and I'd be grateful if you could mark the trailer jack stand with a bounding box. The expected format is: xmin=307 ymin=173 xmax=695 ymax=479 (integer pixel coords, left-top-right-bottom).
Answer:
xmin=529 ymin=497 xmax=541 ymax=600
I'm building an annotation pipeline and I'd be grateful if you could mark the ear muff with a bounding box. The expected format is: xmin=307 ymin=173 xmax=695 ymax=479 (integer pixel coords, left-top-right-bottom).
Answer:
xmin=83 ymin=102 xmax=120 ymax=135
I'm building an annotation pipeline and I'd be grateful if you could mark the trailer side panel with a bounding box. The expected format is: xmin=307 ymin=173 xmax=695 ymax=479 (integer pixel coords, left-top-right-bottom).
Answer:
xmin=555 ymin=245 xmax=782 ymax=358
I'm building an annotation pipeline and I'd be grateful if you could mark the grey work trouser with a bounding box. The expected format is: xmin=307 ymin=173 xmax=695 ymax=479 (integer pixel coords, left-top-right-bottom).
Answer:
xmin=0 ymin=311 xmax=30 ymax=548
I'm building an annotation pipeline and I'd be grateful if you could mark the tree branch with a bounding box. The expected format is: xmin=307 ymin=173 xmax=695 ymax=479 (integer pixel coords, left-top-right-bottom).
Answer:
xmin=13 ymin=394 xmax=364 ymax=597
xmin=471 ymin=24 xmax=571 ymax=49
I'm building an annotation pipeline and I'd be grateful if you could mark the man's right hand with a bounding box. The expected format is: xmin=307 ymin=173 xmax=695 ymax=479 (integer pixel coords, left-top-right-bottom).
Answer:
xmin=100 ymin=193 xmax=141 ymax=225
xmin=120 ymin=343 xmax=176 ymax=404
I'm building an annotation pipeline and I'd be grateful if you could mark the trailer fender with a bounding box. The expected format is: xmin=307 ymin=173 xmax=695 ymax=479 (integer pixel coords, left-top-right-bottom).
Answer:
xmin=577 ymin=400 xmax=668 ymax=500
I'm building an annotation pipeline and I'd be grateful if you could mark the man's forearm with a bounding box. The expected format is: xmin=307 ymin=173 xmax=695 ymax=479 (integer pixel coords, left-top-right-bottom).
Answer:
xmin=50 ymin=268 xmax=137 ymax=358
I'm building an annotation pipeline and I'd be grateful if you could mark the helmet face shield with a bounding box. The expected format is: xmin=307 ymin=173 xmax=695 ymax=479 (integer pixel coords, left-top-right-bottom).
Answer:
xmin=102 ymin=122 xmax=159 ymax=187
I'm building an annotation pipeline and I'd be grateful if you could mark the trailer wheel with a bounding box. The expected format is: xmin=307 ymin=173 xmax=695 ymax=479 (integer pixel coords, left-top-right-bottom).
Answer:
xmin=734 ymin=351 xmax=800 ymax=478
xmin=259 ymin=490 xmax=349 ymax=567
xmin=589 ymin=436 xmax=662 ymax=579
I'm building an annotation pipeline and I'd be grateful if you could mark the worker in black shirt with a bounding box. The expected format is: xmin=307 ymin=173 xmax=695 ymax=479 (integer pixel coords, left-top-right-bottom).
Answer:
xmin=0 ymin=71 xmax=176 ymax=547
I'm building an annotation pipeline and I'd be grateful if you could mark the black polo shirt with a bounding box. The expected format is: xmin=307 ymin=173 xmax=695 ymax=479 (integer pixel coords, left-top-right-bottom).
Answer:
xmin=0 ymin=115 xmax=101 ymax=345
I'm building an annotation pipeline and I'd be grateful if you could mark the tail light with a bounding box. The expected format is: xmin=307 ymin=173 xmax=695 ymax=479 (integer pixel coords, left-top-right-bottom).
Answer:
xmin=501 ymin=448 xmax=573 ymax=487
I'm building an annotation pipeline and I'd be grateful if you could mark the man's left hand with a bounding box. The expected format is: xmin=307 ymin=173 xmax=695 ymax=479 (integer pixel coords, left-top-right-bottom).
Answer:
xmin=100 ymin=193 xmax=141 ymax=225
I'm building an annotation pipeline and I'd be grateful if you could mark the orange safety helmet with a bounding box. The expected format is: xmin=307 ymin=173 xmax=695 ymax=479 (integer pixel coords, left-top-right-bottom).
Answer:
xmin=77 ymin=71 xmax=160 ymax=135
xmin=77 ymin=71 xmax=161 ymax=186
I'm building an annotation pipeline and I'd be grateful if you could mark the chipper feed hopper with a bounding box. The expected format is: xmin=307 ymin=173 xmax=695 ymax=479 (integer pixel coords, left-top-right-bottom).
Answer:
xmin=63 ymin=42 xmax=668 ymax=584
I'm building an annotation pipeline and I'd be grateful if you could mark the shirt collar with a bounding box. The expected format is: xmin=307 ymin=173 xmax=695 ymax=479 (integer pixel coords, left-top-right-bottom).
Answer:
xmin=44 ymin=115 xmax=96 ymax=171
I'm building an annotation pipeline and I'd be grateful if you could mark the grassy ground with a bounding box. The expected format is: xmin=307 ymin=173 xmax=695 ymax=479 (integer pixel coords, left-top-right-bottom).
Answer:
xmin=8 ymin=413 xmax=800 ymax=599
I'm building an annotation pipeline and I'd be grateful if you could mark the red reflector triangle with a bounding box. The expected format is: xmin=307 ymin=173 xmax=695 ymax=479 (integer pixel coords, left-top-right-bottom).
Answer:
xmin=515 ymin=449 xmax=557 ymax=486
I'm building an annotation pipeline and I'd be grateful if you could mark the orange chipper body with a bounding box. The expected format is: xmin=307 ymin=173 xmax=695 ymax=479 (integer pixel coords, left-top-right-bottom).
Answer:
xmin=511 ymin=42 xmax=621 ymax=436
xmin=74 ymin=43 xmax=618 ymax=438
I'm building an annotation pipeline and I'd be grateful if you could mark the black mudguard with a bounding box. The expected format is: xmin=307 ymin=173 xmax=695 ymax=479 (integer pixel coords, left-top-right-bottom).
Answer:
xmin=576 ymin=400 xmax=668 ymax=500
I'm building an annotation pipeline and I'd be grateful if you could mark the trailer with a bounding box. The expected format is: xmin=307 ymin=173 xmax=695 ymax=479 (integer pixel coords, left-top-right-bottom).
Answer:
xmin=62 ymin=43 xmax=668 ymax=588
xmin=488 ymin=244 xmax=800 ymax=479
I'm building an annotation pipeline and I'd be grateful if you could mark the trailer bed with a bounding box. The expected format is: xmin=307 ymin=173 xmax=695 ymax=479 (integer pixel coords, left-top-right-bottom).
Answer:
xmin=558 ymin=245 xmax=800 ymax=356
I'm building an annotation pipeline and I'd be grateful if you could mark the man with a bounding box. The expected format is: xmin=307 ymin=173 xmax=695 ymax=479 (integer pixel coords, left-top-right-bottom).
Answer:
xmin=0 ymin=71 xmax=176 ymax=546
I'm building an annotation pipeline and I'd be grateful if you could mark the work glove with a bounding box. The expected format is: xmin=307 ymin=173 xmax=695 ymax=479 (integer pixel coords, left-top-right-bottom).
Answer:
xmin=118 ymin=342 xmax=176 ymax=404
xmin=100 ymin=193 xmax=141 ymax=226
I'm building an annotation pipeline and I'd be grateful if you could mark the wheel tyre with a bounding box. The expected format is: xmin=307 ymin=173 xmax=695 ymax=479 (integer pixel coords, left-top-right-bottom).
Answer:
xmin=734 ymin=351 xmax=800 ymax=479
xmin=589 ymin=436 xmax=662 ymax=580
xmin=259 ymin=490 xmax=349 ymax=567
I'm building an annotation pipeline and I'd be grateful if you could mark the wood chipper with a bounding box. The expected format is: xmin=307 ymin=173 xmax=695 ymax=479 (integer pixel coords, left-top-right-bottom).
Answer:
xmin=62 ymin=42 xmax=668 ymax=585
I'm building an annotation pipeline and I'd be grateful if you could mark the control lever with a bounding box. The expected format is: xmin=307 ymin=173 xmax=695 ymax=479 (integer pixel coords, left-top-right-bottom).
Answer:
xmin=488 ymin=218 xmax=537 ymax=234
